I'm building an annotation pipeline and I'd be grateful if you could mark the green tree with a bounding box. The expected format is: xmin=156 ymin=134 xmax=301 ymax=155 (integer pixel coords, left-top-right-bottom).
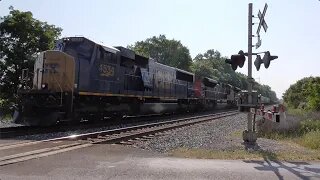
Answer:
xmin=307 ymin=78 xmax=320 ymax=110
xmin=283 ymin=76 xmax=320 ymax=110
xmin=192 ymin=49 xmax=246 ymax=89
xmin=0 ymin=7 xmax=62 ymax=111
xmin=129 ymin=34 xmax=192 ymax=71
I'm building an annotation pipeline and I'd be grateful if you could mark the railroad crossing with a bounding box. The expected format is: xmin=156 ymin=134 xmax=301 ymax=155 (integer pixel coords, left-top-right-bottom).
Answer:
xmin=225 ymin=3 xmax=279 ymax=144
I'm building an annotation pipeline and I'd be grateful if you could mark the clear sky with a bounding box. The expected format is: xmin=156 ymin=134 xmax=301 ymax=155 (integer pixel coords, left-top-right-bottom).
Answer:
xmin=1 ymin=0 xmax=319 ymax=98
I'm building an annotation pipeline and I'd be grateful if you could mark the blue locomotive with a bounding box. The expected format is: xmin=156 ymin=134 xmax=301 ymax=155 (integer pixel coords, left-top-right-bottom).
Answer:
xmin=13 ymin=37 xmax=241 ymax=126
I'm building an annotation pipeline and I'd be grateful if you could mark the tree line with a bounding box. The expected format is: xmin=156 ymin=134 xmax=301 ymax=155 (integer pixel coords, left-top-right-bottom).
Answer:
xmin=0 ymin=8 xmax=278 ymax=114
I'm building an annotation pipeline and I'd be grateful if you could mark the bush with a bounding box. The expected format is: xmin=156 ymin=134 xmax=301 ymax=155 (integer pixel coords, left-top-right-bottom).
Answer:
xmin=287 ymin=108 xmax=307 ymax=117
xmin=299 ymin=119 xmax=320 ymax=134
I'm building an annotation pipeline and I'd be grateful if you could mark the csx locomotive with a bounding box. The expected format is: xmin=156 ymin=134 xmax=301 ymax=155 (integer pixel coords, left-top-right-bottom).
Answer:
xmin=13 ymin=37 xmax=241 ymax=126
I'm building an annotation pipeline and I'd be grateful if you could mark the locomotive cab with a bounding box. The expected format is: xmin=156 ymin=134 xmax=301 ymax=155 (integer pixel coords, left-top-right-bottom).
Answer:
xmin=14 ymin=51 xmax=76 ymax=126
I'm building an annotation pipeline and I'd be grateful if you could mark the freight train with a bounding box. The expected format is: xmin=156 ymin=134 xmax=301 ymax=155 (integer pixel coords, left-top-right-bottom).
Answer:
xmin=13 ymin=37 xmax=243 ymax=126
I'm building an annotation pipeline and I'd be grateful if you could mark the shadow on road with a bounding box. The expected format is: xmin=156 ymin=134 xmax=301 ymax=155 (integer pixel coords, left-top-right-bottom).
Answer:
xmin=243 ymin=142 xmax=320 ymax=180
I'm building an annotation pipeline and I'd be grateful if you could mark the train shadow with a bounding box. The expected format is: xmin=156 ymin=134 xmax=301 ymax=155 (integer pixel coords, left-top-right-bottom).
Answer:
xmin=242 ymin=142 xmax=320 ymax=180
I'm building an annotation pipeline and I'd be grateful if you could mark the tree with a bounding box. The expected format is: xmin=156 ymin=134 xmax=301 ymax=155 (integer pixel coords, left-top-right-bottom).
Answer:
xmin=283 ymin=76 xmax=320 ymax=110
xmin=192 ymin=49 xmax=246 ymax=89
xmin=128 ymin=35 xmax=192 ymax=71
xmin=0 ymin=7 xmax=62 ymax=111
xmin=191 ymin=59 xmax=218 ymax=80
xmin=306 ymin=78 xmax=320 ymax=110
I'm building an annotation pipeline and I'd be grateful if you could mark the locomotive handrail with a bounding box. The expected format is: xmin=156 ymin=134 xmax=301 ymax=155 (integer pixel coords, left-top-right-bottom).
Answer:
xmin=50 ymin=72 xmax=63 ymax=106
xmin=62 ymin=72 xmax=75 ymax=112
xmin=124 ymin=74 xmax=141 ymax=78
xmin=93 ymin=79 xmax=121 ymax=84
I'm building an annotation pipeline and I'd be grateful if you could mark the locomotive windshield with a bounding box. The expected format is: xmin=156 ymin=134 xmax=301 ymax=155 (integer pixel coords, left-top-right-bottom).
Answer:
xmin=54 ymin=37 xmax=94 ymax=59
xmin=54 ymin=37 xmax=84 ymax=51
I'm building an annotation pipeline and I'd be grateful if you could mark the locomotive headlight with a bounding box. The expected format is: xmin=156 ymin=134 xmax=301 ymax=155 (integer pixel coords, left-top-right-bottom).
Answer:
xmin=41 ymin=83 xmax=48 ymax=89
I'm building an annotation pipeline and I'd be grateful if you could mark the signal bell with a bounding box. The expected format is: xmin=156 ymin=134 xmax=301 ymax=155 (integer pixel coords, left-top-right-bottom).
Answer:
xmin=254 ymin=51 xmax=278 ymax=71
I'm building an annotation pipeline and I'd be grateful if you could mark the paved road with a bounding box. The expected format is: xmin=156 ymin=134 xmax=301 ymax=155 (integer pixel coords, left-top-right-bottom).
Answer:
xmin=0 ymin=144 xmax=319 ymax=180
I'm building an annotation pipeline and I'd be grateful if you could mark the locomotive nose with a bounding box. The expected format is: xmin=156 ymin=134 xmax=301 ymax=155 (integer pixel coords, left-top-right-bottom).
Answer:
xmin=33 ymin=50 xmax=75 ymax=92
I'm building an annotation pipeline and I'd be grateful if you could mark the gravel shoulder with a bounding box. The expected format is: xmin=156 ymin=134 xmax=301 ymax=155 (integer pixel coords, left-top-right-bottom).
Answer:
xmin=134 ymin=113 xmax=319 ymax=160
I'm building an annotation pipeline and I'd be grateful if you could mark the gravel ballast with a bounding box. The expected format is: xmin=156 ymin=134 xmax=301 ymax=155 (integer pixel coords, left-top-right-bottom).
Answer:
xmin=134 ymin=113 xmax=311 ymax=154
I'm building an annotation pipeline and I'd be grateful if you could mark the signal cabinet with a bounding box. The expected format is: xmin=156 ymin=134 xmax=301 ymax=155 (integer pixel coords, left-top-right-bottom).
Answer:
xmin=238 ymin=90 xmax=259 ymax=112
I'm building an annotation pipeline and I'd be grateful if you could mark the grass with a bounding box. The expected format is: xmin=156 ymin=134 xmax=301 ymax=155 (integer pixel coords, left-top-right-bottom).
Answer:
xmin=258 ymin=122 xmax=320 ymax=150
xmin=170 ymin=148 xmax=320 ymax=161
xmin=297 ymin=131 xmax=320 ymax=150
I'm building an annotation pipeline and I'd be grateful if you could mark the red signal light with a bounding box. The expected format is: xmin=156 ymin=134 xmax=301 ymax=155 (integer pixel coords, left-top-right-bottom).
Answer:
xmin=226 ymin=51 xmax=246 ymax=71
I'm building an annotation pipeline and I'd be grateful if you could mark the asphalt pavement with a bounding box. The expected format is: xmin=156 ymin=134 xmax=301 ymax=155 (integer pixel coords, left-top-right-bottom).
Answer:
xmin=0 ymin=144 xmax=319 ymax=180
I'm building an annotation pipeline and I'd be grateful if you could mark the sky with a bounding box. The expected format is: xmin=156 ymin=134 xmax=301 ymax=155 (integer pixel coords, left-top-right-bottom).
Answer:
xmin=1 ymin=0 xmax=319 ymax=98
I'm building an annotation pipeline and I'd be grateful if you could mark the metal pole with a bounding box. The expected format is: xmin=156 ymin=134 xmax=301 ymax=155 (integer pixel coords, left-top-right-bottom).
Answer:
xmin=247 ymin=3 xmax=253 ymax=132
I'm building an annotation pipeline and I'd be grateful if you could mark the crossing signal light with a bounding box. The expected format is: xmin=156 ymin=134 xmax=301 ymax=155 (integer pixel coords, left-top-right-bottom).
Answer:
xmin=254 ymin=51 xmax=278 ymax=71
xmin=225 ymin=50 xmax=246 ymax=71
xmin=263 ymin=51 xmax=278 ymax=68
xmin=254 ymin=55 xmax=262 ymax=71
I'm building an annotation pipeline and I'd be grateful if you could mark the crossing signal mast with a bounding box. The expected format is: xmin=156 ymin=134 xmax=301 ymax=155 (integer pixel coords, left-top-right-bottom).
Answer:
xmin=225 ymin=3 xmax=278 ymax=144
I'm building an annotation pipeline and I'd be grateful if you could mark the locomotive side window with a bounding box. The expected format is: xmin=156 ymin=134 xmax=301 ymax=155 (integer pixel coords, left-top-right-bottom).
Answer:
xmin=176 ymin=70 xmax=193 ymax=82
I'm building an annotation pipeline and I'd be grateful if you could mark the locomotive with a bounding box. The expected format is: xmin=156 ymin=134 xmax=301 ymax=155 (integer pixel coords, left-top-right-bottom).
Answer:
xmin=13 ymin=37 xmax=241 ymax=126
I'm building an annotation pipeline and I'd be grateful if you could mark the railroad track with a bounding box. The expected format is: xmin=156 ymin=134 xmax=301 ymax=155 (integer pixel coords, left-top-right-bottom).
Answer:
xmin=0 ymin=110 xmax=238 ymax=166
xmin=0 ymin=113 xmax=178 ymax=138
xmin=0 ymin=108 xmax=236 ymax=139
